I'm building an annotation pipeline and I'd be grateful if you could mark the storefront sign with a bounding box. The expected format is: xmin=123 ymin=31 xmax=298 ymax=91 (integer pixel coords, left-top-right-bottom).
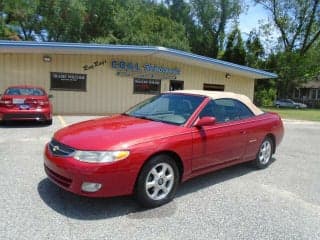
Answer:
xmin=82 ymin=59 xmax=181 ymax=79
xmin=111 ymin=61 xmax=180 ymax=76
xmin=50 ymin=72 xmax=87 ymax=91
xmin=133 ymin=78 xmax=161 ymax=94
xmin=83 ymin=59 xmax=107 ymax=71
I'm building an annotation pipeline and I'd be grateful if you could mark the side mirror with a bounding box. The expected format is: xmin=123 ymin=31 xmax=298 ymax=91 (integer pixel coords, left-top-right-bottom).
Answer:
xmin=48 ymin=94 xmax=53 ymax=99
xmin=194 ymin=116 xmax=216 ymax=128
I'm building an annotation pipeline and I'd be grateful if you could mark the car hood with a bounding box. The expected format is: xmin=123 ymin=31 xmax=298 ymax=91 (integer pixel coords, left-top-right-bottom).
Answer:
xmin=53 ymin=114 xmax=184 ymax=150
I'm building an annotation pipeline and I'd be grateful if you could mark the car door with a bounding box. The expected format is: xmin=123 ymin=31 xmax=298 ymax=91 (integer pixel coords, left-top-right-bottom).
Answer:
xmin=191 ymin=99 xmax=253 ymax=171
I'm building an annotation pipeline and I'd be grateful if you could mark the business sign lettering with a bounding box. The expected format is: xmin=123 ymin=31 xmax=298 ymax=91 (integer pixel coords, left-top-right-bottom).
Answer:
xmin=82 ymin=59 xmax=181 ymax=79
xmin=50 ymin=72 xmax=86 ymax=91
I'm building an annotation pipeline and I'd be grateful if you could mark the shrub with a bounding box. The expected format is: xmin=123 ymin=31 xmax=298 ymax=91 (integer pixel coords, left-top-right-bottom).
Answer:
xmin=254 ymin=88 xmax=277 ymax=107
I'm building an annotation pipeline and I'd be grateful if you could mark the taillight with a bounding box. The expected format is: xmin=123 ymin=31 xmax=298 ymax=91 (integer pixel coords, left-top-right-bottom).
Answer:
xmin=38 ymin=100 xmax=49 ymax=107
xmin=0 ymin=99 xmax=12 ymax=107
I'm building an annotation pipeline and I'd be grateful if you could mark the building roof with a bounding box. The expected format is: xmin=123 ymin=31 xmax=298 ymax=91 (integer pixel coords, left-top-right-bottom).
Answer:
xmin=301 ymin=80 xmax=320 ymax=88
xmin=172 ymin=90 xmax=263 ymax=116
xmin=0 ymin=40 xmax=277 ymax=79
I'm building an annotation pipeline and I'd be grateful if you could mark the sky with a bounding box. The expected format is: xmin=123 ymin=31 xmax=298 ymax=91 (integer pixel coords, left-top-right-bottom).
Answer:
xmin=238 ymin=1 xmax=280 ymax=53
xmin=239 ymin=2 xmax=268 ymax=35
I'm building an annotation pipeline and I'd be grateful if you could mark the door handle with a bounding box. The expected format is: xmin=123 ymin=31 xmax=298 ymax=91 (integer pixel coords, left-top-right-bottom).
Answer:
xmin=240 ymin=130 xmax=247 ymax=135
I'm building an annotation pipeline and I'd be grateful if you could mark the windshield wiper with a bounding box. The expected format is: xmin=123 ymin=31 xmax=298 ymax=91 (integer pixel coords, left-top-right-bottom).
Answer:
xmin=128 ymin=114 xmax=152 ymax=120
xmin=124 ymin=113 xmax=180 ymax=125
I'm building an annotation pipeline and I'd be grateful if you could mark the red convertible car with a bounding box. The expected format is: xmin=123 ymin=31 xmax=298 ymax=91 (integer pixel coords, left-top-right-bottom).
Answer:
xmin=0 ymin=85 xmax=53 ymax=124
xmin=44 ymin=90 xmax=284 ymax=207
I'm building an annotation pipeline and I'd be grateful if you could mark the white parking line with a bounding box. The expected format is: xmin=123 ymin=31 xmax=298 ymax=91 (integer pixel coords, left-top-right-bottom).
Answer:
xmin=57 ymin=115 xmax=67 ymax=127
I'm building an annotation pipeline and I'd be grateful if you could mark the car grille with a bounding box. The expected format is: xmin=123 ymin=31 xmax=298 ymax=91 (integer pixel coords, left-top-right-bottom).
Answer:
xmin=49 ymin=139 xmax=75 ymax=157
xmin=45 ymin=166 xmax=72 ymax=188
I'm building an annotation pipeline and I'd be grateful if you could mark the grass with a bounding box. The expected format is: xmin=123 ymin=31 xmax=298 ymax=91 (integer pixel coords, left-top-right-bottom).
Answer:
xmin=262 ymin=107 xmax=320 ymax=122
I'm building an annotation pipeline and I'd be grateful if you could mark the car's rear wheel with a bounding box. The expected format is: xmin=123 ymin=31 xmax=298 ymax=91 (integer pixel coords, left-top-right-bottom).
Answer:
xmin=135 ymin=154 xmax=179 ymax=208
xmin=253 ymin=137 xmax=273 ymax=169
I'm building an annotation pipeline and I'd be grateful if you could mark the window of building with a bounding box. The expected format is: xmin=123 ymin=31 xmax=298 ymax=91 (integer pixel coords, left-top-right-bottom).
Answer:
xmin=133 ymin=78 xmax=161 ymax=94
xmin=293 ymin=88 xmax=300 ymax=98
xmin=311 ymin=89 xmax=317 ymax=100
xmin=50 ymin=72 xmax=86 ymax=91
xmin=203 ymin=83 xmax=225 ymax=91
xmin=170 ymin=80 xmax=184 ymax=91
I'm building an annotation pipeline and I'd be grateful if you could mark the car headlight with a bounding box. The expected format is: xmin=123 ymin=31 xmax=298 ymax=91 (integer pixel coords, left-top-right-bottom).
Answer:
xmin=72 ymin=150 xmax=130 ymax=163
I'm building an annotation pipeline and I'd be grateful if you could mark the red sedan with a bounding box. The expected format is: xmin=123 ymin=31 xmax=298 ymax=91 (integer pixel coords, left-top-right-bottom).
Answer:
xmin=0 ymin=85 xmax=53 ymax=124
xmin=44 ymin=90 xmax=284 ymax=207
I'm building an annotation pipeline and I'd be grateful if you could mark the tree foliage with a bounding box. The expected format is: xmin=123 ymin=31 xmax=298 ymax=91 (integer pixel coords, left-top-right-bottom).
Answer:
xmin=191 ymin=0 xmax=244 ymax=58
xmin=254 ymin=0 xmax=320 ymax=55
xmin=81 ymin=0 xmax=115 ymax=42
xmin=38 ymin=0 xmax=86 ymax=42
xmin=4 ymin=0 xmax=40 ymax=40
xmin=107 ymin=0 xmax=190 ymax=50
xmin=245 ymin=30 xmax=265 ymax=68
xmin=222 ymin=26 xmax=246 ymax=65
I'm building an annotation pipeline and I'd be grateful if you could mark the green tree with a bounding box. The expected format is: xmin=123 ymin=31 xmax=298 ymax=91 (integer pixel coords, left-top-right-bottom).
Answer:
xmin=101 ymin=0 xmax=190 ymax=50
xmin=245 ymin=30 xmax=265 ymax=68
xmin=254 ymin=0 xmax=320 ymax=55
xmin=3 ymin=0 xmax=41 ymax=40
xmin=222 ymin=27 xmax=246 ymax=65
xmin=165 ymin=0 xmax=192 ymax=24
xmin=81 ymin=0 xmax=115 ymax=42
xmin=38 ymin=0 xmax=86 ymax=42
xmin=191 ymin=0 xmax=244 ymax=58
xmin=254 ymin=0 xmax=320 ymax=98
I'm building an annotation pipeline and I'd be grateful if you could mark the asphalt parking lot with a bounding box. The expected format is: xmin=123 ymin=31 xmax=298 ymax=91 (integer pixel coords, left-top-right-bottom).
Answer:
xmin=0 ymin=116 xmax=319 ymax=240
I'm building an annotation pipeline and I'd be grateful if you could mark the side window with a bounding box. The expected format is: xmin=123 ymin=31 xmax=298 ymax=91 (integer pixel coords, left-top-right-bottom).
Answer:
xmin=199 ymin=99 xmax=254 ymax=123
xmin=199 ymin=100 xmax=215 ymax=118
xmin=214 ymin=99 xmax=237 ymax=122
xmin=235 ymin=100 xmax=254 ymax=119
xmin=199 ymin=100 xmax=227 ymax=123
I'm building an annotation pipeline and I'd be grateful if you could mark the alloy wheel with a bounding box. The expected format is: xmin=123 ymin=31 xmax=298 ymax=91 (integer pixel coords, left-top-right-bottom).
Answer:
xmin=258 ymin=140 xmax=272 ymax=165
xmin=145 ymin=163 xmax=174 ymax=201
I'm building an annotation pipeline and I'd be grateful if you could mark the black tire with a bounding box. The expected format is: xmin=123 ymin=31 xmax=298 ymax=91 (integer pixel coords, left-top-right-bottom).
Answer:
xmin=253 ymin=137 xmax=274 ymax=169
xmin=135 ymin=154 xmax=180 ymax=208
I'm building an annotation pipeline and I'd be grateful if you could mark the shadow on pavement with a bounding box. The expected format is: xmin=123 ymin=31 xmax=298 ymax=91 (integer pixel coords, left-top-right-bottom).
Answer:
xmin=38 ymin=161 xmax=269 ymax=220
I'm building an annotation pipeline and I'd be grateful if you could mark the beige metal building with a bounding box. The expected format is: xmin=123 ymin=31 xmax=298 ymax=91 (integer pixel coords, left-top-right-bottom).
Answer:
xmin=0 ymin=41 xmax=276 ymax=114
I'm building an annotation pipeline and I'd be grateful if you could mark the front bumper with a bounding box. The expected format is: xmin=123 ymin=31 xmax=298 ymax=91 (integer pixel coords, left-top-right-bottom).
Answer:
xmin=43 ymin=144 xmax=137 ymax=197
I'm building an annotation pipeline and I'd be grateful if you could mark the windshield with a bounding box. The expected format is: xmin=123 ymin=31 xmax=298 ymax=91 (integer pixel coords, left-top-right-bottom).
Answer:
xmin=125 ymin=93 xmax=205 ymax=125
xmin=5 ymin=87 xmax=45 ymax=96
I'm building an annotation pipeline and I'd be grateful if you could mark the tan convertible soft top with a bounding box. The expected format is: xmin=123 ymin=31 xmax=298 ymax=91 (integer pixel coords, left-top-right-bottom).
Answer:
xmin=171 ymin=90 xmax=264 ymax=116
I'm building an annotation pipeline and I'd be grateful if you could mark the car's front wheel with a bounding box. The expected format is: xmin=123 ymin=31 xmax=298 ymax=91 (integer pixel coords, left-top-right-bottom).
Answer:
xmin=135 ymin=154 xmax=179 ymax=208
xmin=253 ymin=137 xmax=273 ymax=169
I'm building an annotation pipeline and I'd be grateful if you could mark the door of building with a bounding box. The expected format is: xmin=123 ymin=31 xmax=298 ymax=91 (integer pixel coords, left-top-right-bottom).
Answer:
xmin=170 ymin=80 xmax=184 ymax=91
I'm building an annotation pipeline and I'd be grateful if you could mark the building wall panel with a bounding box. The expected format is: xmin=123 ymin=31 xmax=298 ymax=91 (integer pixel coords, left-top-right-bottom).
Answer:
xmin=0 ymin=53 xmax=255 ymax=114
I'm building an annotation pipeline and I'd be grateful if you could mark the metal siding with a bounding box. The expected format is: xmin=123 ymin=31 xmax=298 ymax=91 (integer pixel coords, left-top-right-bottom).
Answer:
xmin=0 ymin=53 xmax=255 ymax=114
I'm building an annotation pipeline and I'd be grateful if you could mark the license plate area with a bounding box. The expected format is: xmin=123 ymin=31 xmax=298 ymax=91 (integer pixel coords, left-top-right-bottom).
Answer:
xmin=19 ymin=104 xmax=30 ymax=110
xmin=13 ymin=98 xmax=25 ymax=104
